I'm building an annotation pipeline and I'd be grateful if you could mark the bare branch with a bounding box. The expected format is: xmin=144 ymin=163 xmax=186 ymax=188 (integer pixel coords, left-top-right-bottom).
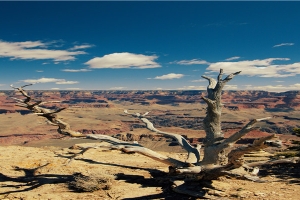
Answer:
xmin=222 ymin=117 xmax=272 ymax=146
xmin=201 ymin=75 xmax=217 ymax=89
xmin=10 ymin=84 xmax=32 ymax=101
xmin=217 ymin=68 xmax=224 ymax=82
xmin=10 ymin=97 xmax=25 ymax=103
xmin=227 ymin=134 xmax=276 ymax=167
xmin=222 ymin=71 xmax=241 ymax=83
xmin=124 ymin=110 xmax=201 ymax=163
xmin=86 ymin=134 xmax=188 ymax=167
xmin=10 ymin=83 xmax=83 ymax=137
xmin=201 ymin=96 xmax=216 ymax=108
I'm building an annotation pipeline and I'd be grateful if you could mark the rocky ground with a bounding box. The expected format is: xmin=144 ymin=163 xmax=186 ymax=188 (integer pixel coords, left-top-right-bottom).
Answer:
xmin=0 ymin=143 xmax=299 ymax=200
xmin=1 ymin=91 xmax=300 ymax=199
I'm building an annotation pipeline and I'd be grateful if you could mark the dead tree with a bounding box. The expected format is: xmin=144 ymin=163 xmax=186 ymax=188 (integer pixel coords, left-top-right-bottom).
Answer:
xmin=10 ymin=69 xmax=300 ymax=197
xmin=10 ymin=84 xmax=83 ymax=137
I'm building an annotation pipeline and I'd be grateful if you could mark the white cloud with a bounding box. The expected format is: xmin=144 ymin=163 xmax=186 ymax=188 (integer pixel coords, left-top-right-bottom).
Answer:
xmin=51 ymin=88 xmax=60 ymax=90
xmin=69 ymin=44 xmax=94 ymax=50
xmin=0 ymin=40 xmax=86 ymax=61
xmin=225 ymin=56 xmax=240 ymax=61
xmin=207 ymin=58 xmax=300 ymax=77
xmin=62 ymin=69 xmax=91 ymax=72
xmin=36 ymin=70 xmax=43 ymax=72
xmin=172 ymin=59 xmax=210 ymax=65
xmin=22 ymin=77 xmax=78 ymax=85
xmin=22 ymin=78 xmax=64 ymax=83
xmin=85 ymin=52 xmax=160 ymax=69
xmin=190 ymin=79 xmax=206 ymax=82
xmin=109 ymin=87 xmax=126 ymax=90
xmin=178 ymin=86 xmax=206 ymax=90
xmin=244 ymin=83 xmax=300 ymax=92
xmin=152 ymin=73 xmax=184 ymax=80
xmin=56 ymin=81 xmax=79 ymax=85
xmin=0 ymin=84 xmax=5 ymax=86
xmin=224 ymin=85 xmax=238 ymax=90
xmin=273 ymin=43 xmax=294 ymax=48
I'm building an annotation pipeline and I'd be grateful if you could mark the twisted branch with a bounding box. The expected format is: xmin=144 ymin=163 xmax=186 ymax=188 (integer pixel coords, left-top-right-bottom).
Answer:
xmin=124 ymin=110 xmax=201 ymax=163
xmin=10 ymin=84 xmax=84 ymax=137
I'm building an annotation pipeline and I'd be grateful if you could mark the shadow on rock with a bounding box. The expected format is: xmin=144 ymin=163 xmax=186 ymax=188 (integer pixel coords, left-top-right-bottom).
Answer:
xmin=0 ymin=164 xmax=74 ymax=195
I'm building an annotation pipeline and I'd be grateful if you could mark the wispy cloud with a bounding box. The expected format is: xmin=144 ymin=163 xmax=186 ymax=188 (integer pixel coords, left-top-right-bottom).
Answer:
xmin=109 ymin=87 xmax=126 ymax=90
xmin=225 ymin=56 xmax=240 ymax=61
xmin=85 ymin=52 xmax=160 ymax=69
xmin=56 ymin=81 xmax=79 ymax=84
xmin=244 ymin=83 xmax=300 ymax=92
xmin=22 ymin=77 xmax=78 ymax=84
xmin=36 ymin=70 xmax=43 ymax=72
xmin=51 ymin=88 xmax=60 ymax=90
xmin=151 ymin=73 xmax=184 ymax=80
xmin=0 ymin=84 xmax=5 ymax=87
xmin=171 ymin=59 xmax=210 ymax=65
xmin=224 ymin=85 xmax=238 ymax=90
xmin=190 ymin=79 xmax=206 ymax=82
xmin=0 ymin=40 xmax=86 ymax=61
xmin=273 ymin=43 xmax=294 ymax=48
xmin=22 ymin=78 xmax=64 ymax=83
xmin=62 ymin=69 xmax=91 ymax=72
xmin=207 ymin=58 xmax=300 ymax=77
xmin=178 ymin=86 xmax=206 ymax=90
xmin=69 ymin=44 xmax=94 ymax=50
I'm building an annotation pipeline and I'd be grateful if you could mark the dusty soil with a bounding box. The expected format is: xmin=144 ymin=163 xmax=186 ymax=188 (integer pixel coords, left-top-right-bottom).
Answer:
xmin=1 ymin=103 xmax=300 ymax=199
xmin=0 ymin=143 xmax=299 ymax=200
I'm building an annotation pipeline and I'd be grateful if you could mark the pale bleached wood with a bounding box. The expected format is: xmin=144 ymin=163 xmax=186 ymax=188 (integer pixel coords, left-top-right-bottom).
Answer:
xmin=82 ymin=134 xmax=188 ymax=167
xmin=11 ymin=84 xmax=84 ymax=137
xmin=124 ymin=110 xmax=201 ymax=163
xmin=219 ymin=117 xmax=272 ymax=149
xmin=201 ymin=70 xmax=242 ymax=164
xmin=226 ymin=134 xmax=276 ymax=168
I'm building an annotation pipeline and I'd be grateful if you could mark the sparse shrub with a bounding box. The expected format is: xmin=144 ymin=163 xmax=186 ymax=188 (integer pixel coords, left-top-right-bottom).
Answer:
xmin=69 ymin=172 xmax=115 ymax=192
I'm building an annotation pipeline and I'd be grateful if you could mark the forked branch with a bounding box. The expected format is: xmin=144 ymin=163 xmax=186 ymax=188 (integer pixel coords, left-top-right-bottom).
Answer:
xmin=84 ymin=134 xmax=188 ymax=167
xmin=11 ymin=84 xmax=84 ymax=137
xmin=124 ymin=110 xmax=201 ymax=163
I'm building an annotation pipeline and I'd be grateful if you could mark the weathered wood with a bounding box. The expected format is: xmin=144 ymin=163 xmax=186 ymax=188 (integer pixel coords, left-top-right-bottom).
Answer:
xmin=124 ymin=110 xmax=201 ymax=163
xmin=83 ymin=134 xmax=188 ymax=167
xmin=11 ymin=84 xmax=84 ymax=137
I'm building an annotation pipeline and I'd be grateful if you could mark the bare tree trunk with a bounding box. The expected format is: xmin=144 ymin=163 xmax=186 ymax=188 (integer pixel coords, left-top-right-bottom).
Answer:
xmin=201 ymin=69 xmax=241 ymax=165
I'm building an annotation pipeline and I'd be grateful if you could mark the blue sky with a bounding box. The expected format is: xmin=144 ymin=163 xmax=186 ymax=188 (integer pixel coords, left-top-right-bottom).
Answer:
xmin=0 ymin=1 xmax=300 ymax=92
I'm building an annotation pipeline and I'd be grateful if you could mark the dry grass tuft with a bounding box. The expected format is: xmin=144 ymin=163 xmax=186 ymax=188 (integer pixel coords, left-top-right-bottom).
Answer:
xmin=69 ymin=172 xmax=115 ymax=192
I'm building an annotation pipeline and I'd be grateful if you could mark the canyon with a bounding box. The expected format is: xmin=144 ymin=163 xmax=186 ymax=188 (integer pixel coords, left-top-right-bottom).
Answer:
xmin=0 ymin=90 xmax=299 ymax=147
